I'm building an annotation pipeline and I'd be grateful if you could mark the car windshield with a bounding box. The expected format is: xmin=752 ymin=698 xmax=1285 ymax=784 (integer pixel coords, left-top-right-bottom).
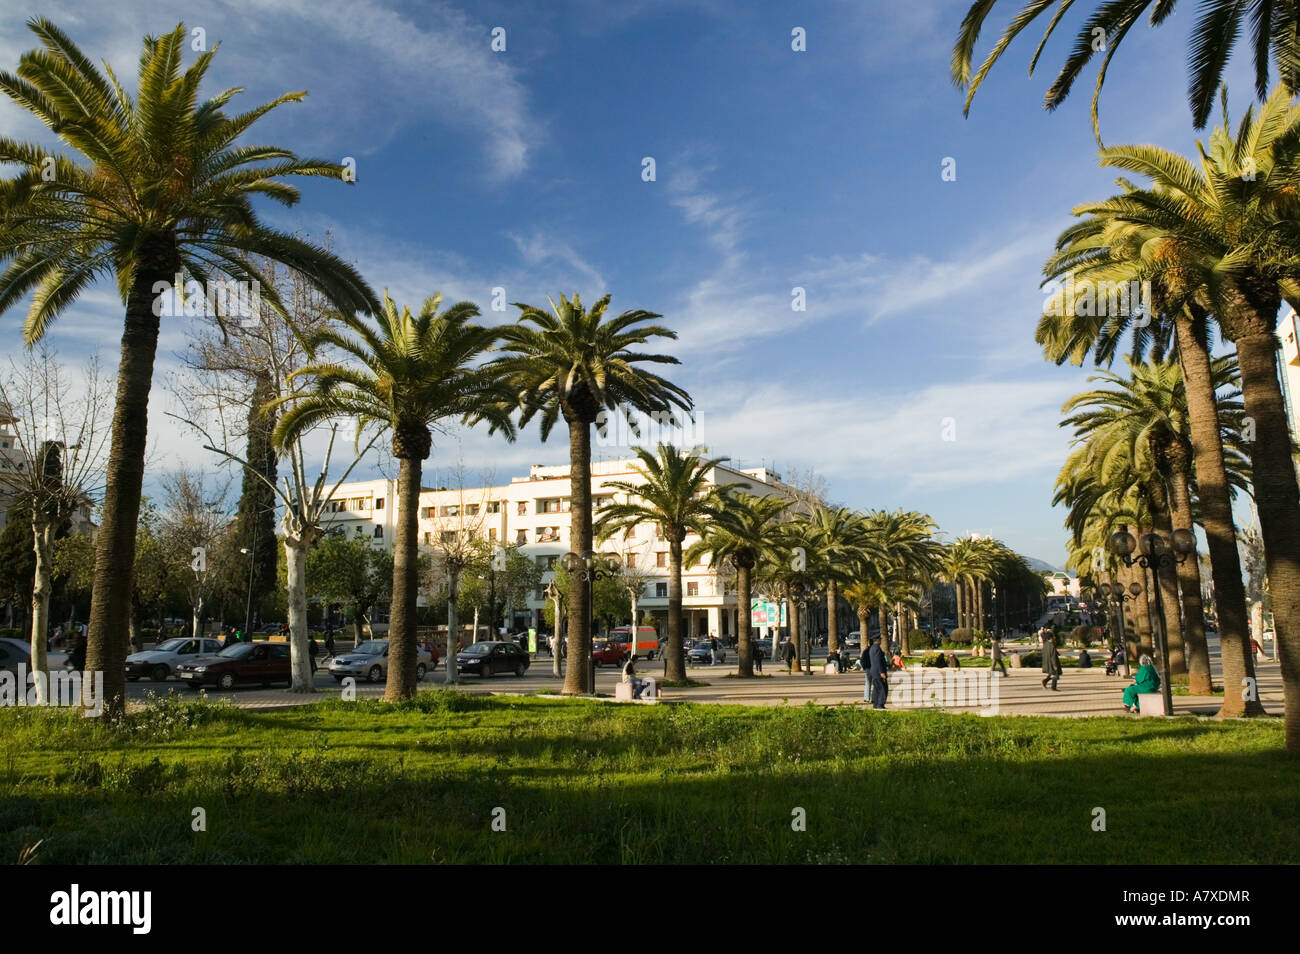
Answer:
xmin=354 ymin=641 xmax=387 ymax=655
xmin=155 ymin=638 xmax=187 ymax=652
xmin=461 ymin=643 xmax=492 ymax=655
xmin=219 ymin=643 xmax=255 ymax=659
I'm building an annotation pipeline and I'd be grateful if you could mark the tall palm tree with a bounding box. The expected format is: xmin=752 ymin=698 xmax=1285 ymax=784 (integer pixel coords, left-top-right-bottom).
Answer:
xmin=685 ymin=490 xmax=789 ymax=676
xmin=0 ymin=20 xmax=377 ymax=716
xmin=273 ymin=293 xmax=514 ymax=701
xmin=493 ymin=294 xmax=691 ymax=695
xmin=595 ymin=445 xmax=723 ymax=684
xmin=1046 ymin=91 xmax=1300 ymax=737
xmin=952 ymin=0 xmax=1300 ymax=132
xmin=1061 ymin=355 xmax=1250 ymax=694
xmin=805 ymin=506 xmax=874 ymax=654
xmin=861 ymin=509 xmax=942 ymax=651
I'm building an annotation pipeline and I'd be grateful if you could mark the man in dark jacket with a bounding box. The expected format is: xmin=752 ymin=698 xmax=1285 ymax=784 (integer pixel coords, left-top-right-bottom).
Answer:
xmin=781 ymin=638 xmax=797 ymax=672
xmin=867 ymin=634 xmax=889 ymax=709
xmin=1041 ymin=632 xmax=1062 ymax=690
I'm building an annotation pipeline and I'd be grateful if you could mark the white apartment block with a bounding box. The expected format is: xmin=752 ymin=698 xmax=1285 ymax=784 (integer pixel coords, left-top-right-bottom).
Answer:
xmin=1279 ymin=309 xmax=1300 ymax=447
xmin=319 ymin=457 xmax=793 ymax=638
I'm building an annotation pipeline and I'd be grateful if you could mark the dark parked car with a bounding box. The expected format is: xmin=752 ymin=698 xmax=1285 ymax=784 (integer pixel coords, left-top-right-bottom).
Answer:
xmin=177 ymin=641 xmax=291 ymax=690
xmin=456 ymin=640 xmax=530 ymax=678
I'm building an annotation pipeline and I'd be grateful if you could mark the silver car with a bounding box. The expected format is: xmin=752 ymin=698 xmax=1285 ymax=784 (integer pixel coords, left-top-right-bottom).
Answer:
xmin=329 ymin=639 xmax=431 ymax=684
xmin=0 ymin=637 xmax=70 ymax=677
xmin=126 ymin=637 xmax=224 ymax=682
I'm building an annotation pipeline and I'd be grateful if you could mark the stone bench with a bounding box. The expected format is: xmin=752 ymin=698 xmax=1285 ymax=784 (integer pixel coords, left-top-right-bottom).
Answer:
xmin=1137 ymin=692 xmax=1167 ymax=716
xmin=615 ymin=679 xmax=659 ymax=703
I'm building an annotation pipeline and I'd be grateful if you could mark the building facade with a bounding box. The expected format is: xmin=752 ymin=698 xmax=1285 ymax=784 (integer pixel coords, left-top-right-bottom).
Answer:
xmin=320 ymin=458 xmax=793 ymax=638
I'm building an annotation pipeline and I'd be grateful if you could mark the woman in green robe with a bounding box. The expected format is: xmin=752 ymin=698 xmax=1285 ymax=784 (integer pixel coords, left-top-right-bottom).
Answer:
xmin=1123 ymin=654 xmax=1160 ymax=711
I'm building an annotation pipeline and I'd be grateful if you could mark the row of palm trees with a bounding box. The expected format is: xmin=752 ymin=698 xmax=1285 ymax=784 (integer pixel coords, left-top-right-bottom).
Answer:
xmin=952 ymin=1 xmax=1300 ymax=748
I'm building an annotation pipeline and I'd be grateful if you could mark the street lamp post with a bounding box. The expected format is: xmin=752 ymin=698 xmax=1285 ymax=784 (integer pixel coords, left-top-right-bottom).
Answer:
xmin=561 ymin=550 xmax=622 ymax=693
xmin=792 ymin=583 xmax=815 ymax=676
xmin=1107 ymin=525 xmax=1196 ymax=715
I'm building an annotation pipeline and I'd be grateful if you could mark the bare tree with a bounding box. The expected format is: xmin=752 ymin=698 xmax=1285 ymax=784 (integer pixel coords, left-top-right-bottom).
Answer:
xmin=0 ymin=347 xmax=109 ymax=702
xmin=172 ymin=249 xmax=378 ymax=692
xmin=158 ymin=470 xmax=231 ymax=639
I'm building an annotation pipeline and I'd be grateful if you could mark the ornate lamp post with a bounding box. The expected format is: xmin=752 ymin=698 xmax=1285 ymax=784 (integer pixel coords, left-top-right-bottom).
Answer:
xmin=1107 ymin=525 xmax=1196 ymax=714
xmin=561 ymin=550 xmax=623 ymax=693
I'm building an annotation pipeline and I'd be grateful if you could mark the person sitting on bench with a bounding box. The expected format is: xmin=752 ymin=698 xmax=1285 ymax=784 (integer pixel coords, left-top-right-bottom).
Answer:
xmin=1122 ymin=654 xmax=1160 ymax=712
xmin=622 ymin=655 xmax=646 ymax=699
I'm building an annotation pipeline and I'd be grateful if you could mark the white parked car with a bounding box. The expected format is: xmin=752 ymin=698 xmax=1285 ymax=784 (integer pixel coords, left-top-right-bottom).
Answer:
xmin=329 ymin=639 xmax=432 ymax=684
xmin=126 ymin=637 xmax=225 ymax=682
xmin=0 ymin=637 xmax=69 ymax=677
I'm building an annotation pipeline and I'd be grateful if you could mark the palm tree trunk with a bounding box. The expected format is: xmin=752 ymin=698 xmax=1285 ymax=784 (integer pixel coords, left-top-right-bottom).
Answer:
xmin=737 ymin=564 xmax=753 ymax=677
xmin=878 ymin=605 xmax=888 ymax=651
xmin=1153 ymin=506 xmax=1188 ymax=681
xmin=665 ymin=535 xmax=686 ymax=681
xmin=1235 ymin=331 xmax=1300 ymax=739
xmin=385 ymin=454 xmax=421 ymax=701
xmin=1166 ymin=466 xmax=1212 ymax=693
xmin=786 ymin=586 xmax=800 ymax=672
xmin=826 ymin=580 xmax=839 ymax=654
xmin=563 ymin=420 xmax=593 ymax=694
xmin=956 ymin=581 xmax=966 ymax=630
xmin=85 ymin=243 xmax=176 ymax=718
xmin=857 ymin=606 xmax=870 ymax=659
xmin=1177 ymin=312 xmax=1261 ymax=715
xmin=975 ymin=581 xmax=985 ymax=632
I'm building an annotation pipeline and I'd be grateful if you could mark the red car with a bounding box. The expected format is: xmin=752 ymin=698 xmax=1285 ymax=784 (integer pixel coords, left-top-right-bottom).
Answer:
xmin=176 ymin=641 xmax=292 ymax=690
xmin=591 ymin=640 xmax=628 ymax=667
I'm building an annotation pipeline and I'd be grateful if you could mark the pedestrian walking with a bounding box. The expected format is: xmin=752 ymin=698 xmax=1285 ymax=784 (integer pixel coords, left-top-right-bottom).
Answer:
xmin=753 ymin=642 xmax=764 ymax=674
xmin=324 ymin=628 xmax=336 ymax=658
xmin=1041 ymin=632 xmax=1062 ymax=691
xmin=781 ymin=638 xmax=797 ymax=672
xmin=308 ymin=637 xmax=319 ymax=674
xmin=68 ymin=629 xmax=87 ymax=672
xmin=990 ymin=636 xmax=1007 ymax=677
xmin=866 ymin=634 xmax=889 ymax=709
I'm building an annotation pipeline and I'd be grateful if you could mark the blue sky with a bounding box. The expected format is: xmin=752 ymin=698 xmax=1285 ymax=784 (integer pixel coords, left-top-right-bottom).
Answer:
xmin=0 ymin=0 xmax=1264 ymax=567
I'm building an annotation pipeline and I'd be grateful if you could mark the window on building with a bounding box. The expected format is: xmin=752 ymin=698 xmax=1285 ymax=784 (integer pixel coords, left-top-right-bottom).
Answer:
xmin=440 ymin=505 xmax=459 ymax=517
xmin=440 ymin=531 xmax=456 ymax=543
xmin=538 ymin=527 xmax=560 ymax=542
xmin=487 ymin=501 xmax=501 ymax=514
xmin=516 ymin=529 xmax=527 ymax=544
xmin=373 ymin=525 xmax=383 ymax=539
xmin=374 ymin=498 xmax=384 ymax=510
xmin=350 ymin=497 xmax=366 ymax=510
xmin=655 ymin=583 xmax=667 ymax=598
xmin=686 ymin=581 xmax=698 ymax=597
xmin=488 ymin=528 xmax=497 ymax=541
xmin=424 ymin=532 xmax=431 ymax=544
xmin=517 ymin=501 xmax=527 ymax=515
xmin=424 ymin=506 xmax=436 ymax=519
xmin=465 ymin=504 xmax=479 ymax=516
xmin=656 ymin=551 xmax=667 ymax=568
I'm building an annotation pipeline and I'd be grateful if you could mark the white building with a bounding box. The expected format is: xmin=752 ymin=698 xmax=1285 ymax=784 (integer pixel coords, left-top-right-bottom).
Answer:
xmin=1278 ymin=309 xmax=1300 ymax=447
xmin=320 ymin=457 xmax=793 ymax=638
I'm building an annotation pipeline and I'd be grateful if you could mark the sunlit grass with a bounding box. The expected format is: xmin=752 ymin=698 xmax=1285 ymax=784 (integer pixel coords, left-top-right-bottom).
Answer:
xmin=0 ymin=692 xmax=1292 ymax=864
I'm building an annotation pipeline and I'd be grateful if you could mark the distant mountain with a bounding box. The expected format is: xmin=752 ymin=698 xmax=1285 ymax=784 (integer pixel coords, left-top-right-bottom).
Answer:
xmin=1025 ymin=556 xmax=1062 ymax=574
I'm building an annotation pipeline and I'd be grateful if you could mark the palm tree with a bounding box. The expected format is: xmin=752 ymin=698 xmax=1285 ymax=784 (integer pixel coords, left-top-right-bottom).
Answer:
xmin=686 ymin=490 xmax=789 ymax=677
xmin=0 ymin=20 xmax=377 ymax=716
xmin=952 ymin=0 xmax=1300 ymax=132
xmin=805 ymin=506 xmax=874 ymax=654
xmin=494 ymin=295 xmax=691 ymax=694
xmin=595 ymin=445 xmax=723 ymax=684
xmin=860 ymin=509 xmax=942 ymax=651
xmin=1044 ymin=91 xmax=1300 ymax=735
xmin=1061 ymin=355 xmax=1250 ymax=694
xmin=273 ymin=293 xmax=514 ymax=701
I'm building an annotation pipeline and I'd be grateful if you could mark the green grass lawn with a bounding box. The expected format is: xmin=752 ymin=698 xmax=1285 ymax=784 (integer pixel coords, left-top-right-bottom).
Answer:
xmin=0 ymin=691 xmax=1294 ymax=864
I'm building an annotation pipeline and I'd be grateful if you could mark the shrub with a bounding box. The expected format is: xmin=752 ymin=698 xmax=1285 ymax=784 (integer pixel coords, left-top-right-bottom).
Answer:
xmin=1071 ymin=625 xmax=1099 ymax=648
xmin=1020 ymin=651 xmax=1042 ymax=668
xmin=948 ymin=627 xmax=976 ymax=645
xmin=920 ymin=652 xmax=947 ymax=668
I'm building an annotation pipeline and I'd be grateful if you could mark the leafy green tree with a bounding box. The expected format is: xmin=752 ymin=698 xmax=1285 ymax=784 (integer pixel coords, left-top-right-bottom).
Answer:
xmin=0 ymin=19 xmax=378 ymax=715
xmin=306 ymin=533 xmax=392 ymax=641
xmin=493 ymin=294 xmax=692 ymax=694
